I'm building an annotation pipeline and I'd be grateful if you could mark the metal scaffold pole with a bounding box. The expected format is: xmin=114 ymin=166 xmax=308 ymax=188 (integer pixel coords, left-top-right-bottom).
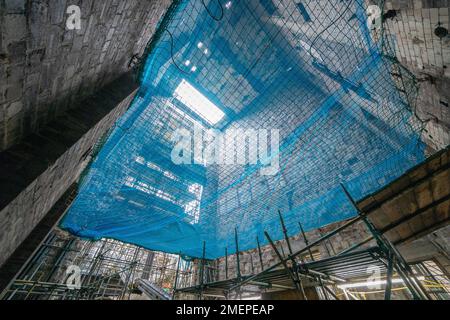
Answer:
xmin=256 ymin=236 xmax=264 ymax=272
xmin=298 ymin=221 xmax=334 ymax=300
xmin=277 ymin=210 xmax=307 ymax=299
xmin=384 ymin=252 xmax=394 ymax=300
xmin=235 ymin=228 xmax=241 ymax=281
xmin=225 ymin=247 xmax=228 ymax=280
xmin=340 ymin=183 xmax=431 ymax=300
xmin=172 ymin=254 xmax=181 ymax=299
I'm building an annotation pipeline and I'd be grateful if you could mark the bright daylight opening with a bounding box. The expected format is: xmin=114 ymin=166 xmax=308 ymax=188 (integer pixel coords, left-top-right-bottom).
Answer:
xmin=174 ymin=79 xmax=225 ymax=125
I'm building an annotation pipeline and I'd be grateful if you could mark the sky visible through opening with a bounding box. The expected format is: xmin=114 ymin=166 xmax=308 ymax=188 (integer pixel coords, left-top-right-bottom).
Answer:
xmin=174 ymin=79 xmax=225 ymax=125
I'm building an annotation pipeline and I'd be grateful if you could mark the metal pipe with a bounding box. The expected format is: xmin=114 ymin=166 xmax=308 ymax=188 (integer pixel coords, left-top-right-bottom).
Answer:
xmin=323 ymin=285 xmax=339 ymax=300
xmin=275 ymin=214 xmax=307 ymax=299
xmin=120 ymin=247 xmax=140 ymax=300
xmin=225 ymin=247 xmax=228 ymax=280
xmin=341 ymin=183 xmax=431 ymax=300
xmin=279 ymin=210 xmax=293 ymax=255
xmin=199 ymin=241 xmax=206 ymax=300
xmin=249 ymin=281 xmax=294 ymax=290
xmin=227 ymin=214 xmax=364 ymax=292
xmin=298 ymin=222 xmax=314 ymax=261
xmin=394 ymin=262 xmax=421 ymax=300
xmin=298 ymin=221 xmax=330 ymax=300
xmin=172 ymin=254 xmax=181 ymax=299
xmin=256 ymin=237 xmax=264 ymax=271
xmin=235 ymin=228 xmax=241 ymax=280
xmin=384 ymin=253 xmax=394 ymax=300
xmin=264 ymin=231 xmax=299 ymax=291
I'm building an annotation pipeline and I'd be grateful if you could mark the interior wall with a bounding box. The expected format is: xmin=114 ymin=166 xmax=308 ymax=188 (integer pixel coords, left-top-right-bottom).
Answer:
xmin=0 ymin=0 xmax=172 ymax=151
xmin=0 ymin=0 xmax=173 ymax=268
xmin=382 ymin=0 xmax=450 ymax=151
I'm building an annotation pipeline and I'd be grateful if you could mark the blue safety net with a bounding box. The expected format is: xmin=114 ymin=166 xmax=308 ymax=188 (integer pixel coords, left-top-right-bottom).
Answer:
xmin=60 ymin=0 xmax=426 ymax=259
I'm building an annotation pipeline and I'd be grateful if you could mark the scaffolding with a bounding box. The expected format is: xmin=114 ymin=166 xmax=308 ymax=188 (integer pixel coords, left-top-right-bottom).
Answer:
xmin=0 ymin=230 xmax=187 ymax=300
xmin=1 ymin=182 xmax=448 ymax=300
xmin=60 ymin=0 xmax=429 ymax=260
xmin=173 ymin=184 xmax=450 ymax=300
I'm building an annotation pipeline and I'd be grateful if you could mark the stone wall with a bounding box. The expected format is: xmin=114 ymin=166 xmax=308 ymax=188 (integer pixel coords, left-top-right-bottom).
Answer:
xmin=382 ymin=0 xmax=450 ymax=151
xmin=0 ymin=183 xmax=78 ymax=292
xmin=0 ymin=72 xmax=137 ymax=267
xmin=398 ymin=225 xmax=450 ymax=276
xmin=0 ymin=0 xmax=172 ymax=150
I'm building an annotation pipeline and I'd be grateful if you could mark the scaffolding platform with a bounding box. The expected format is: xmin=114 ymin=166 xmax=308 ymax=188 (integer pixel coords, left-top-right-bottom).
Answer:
xmin=304 ymin=247 xmax=387 ymax=282
xmin=175 ymin=247 xmax=388 ymax=298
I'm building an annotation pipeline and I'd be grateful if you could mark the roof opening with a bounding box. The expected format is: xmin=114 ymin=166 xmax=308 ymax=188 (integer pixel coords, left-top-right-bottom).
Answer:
xmin=174 ymin=79 xmax=225 ymax=125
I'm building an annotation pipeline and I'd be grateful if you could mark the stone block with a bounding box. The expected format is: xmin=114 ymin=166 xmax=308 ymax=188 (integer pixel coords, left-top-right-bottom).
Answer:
xmin=29 ymin=1 xmax=49 ymax=25
xmin=5 ymin=64 xmax=24 ymax=84
xmin=49 ymin=0 xmax=67 ymax=24
xmin=5 ymin=0 xmax=26 ymax=13
xmin=6 ymin=101 xmax=23 ymax=118
xmin=4 ymin=82 xmax=22 ymax=102
xmin=6 ymin=41 xmax=26 ymax=64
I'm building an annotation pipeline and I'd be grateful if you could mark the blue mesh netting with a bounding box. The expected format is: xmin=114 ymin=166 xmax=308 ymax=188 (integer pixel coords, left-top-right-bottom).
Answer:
xmin=60 ymin=0 xmax=426 ymax=259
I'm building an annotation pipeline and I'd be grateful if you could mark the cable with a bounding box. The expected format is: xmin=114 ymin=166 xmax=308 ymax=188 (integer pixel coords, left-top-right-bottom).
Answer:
xmin=202 ymin=0 xmax=224 ymax=21
xmin=166 ymin=29 xmax=190 ymax=75
xmin=308 ymin=0 xmax=354 ymax=62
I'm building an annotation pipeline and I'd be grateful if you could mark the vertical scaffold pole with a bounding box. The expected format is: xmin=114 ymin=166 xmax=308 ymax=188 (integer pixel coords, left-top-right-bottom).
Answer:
xmin=264 ymin=231 xmax=306 ymax=297
xmin=298 ymin=222 xmax=314 ymax=261
xmin=250 ymin=253 xmax=255 ymax=274
xmin=173 ymin=254 xmax=181 ymax=299
xmin=278 ymin=211 xmax=307 ymax=298
xmin=256 ymin=236 xmax=264 ymax=271
xmin=384 ymin=252 xmax=394 ymax=300
xmin=225 ymin=247 xmax=228 ymax=280
xmin=340 ymin=183 xmax=430 ymax=300
xmin=278 ymin=210 xmax=293 ymax=256
xmin=199 ymin=241 xmax=206 ymax=300
xmin=299 ymin=221 xmax=332 ymax=300
xmin=235 ymin=228 xmax=241 ymax=280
